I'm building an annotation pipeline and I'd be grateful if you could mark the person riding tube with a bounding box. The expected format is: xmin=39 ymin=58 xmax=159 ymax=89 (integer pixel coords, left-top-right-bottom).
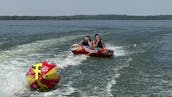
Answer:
xmin=93 ymin=34 xmax=106 ymax=50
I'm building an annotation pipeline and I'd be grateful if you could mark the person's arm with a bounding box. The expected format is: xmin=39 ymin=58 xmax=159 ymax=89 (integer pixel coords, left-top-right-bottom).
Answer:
xmin=88 ymin=41 xmax=93 ymax=48
xmin=102 ymin=41 xmax=106 ymax=48
xmin=78 ymin=40 xmax=83 ymax=45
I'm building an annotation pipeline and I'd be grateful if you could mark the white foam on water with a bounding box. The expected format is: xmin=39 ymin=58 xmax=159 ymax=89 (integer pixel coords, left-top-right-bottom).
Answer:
xmin=0 ymin=35 xmax=85 ymax=97
xmin=106 ymin=73 xmax=120 ymax=97
xmin=77 ymin=58 xmax=133 ymax=97
xmin=22 ymin=81 xmax=76 ymax=97
xmin=105 ymin=58 xmax=133 ymax=97
xmin=0 ymin=58 xmax=31 ymax=97
xmin=46 ymin=51 xmax=87 ymax=69
xmin=0 ymin=35 xmax=84 ymax=62
xmin=42 ymin=82 xmax=76 ymax=97
xmin=106 ymin=43 xmax=127 ymax=57
xmin=17 ymin=51 xmax=87 ymax=97
xmin=0 ymin=35 xmax=128 ymax=97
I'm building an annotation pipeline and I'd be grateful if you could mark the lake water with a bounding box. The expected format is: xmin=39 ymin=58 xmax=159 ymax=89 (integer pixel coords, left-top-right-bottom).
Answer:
xmin=0 ymin=20 xmax=172 ymax=97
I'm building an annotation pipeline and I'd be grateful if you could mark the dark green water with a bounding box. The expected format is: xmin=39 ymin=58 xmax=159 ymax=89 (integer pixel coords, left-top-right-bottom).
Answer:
xmin=0 ymin=20 xmax=172 ymax=97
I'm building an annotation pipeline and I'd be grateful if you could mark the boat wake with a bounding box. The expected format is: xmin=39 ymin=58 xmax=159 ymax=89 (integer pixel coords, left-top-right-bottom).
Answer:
xmin=105 ymin=58 xmax=133 ymax=97
xmin=0 ymin=35 xmax=86 ymax=97
xmin=46 ymin=51 xmax=87 ymax=69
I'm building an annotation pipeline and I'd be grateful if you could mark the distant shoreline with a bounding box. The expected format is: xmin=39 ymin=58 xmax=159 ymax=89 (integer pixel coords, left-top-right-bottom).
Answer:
xmin=1 ymin=15 xmax=172 ymax=20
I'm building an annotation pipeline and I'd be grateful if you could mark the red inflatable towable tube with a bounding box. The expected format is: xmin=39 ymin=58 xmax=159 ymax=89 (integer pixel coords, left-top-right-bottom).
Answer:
xmin=71 ymin=44 xmax=114 ymax=57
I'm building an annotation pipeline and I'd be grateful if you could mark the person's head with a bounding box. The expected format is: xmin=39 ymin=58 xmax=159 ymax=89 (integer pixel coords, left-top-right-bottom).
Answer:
xmin=95 ymin=34 xmax=101 ymax=41
xmin=84 ymin=36 xmax=91 ymax=41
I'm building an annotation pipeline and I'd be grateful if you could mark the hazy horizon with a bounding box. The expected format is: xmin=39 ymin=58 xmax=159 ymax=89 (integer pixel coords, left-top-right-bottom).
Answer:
xmin=1 ymin=14 xmax=172 ymax=17
xmin=0 ymin=0 xmax=172 ymax=16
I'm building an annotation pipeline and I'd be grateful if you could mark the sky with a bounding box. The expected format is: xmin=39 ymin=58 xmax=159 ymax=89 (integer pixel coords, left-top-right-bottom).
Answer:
xmin=0 ymin=0 xmax=172 ymax=16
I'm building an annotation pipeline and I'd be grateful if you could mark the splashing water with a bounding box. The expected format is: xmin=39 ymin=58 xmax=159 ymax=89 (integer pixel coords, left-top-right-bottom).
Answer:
xmin=106 ymin=43 xmax=127 ymax=57
xmin=46 ymin=51 xmax=87 ymax=69
xmin=0 ymin=35 xmax=86 ymax=97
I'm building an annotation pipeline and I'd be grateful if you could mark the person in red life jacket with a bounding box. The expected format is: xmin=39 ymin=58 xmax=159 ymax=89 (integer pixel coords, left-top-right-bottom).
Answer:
xmin=79 ymin=36 xmax=93 ymax=48
xmin=93 ymin=34 xmax=107 ymax=51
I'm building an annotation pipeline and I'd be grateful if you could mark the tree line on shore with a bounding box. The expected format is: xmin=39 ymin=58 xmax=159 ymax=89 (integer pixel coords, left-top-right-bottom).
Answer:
xmin=1 ymin=15 xmax=172 ymax=20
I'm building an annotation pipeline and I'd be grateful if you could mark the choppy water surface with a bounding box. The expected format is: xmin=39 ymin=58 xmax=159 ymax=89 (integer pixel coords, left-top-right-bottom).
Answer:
xmin=0 ymin=20 xmax=172 ymax=97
